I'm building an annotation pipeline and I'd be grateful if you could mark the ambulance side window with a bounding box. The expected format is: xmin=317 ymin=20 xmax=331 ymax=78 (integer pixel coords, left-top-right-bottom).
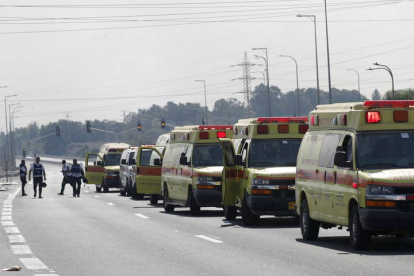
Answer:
xmin=326 ymin=134 xmax=342 ymax=168
xmin=341 ymin=135 xmax=353 ymax=168
xmin=241 ymin=142 xmax=249 ymax=163
xmin=185 ymin=145 xmax=192 ymax=164
xmin=318 ymin=134 xmax=333 ymax=167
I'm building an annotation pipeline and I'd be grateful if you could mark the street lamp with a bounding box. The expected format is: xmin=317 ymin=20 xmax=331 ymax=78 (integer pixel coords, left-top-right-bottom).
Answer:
xmin=251 ymin=70 xmax=266 ymax=84
xmin=10 ymin=107 xmax=21 ymax=165
xmin=8 ymin=103 xmax=20 ymax=166
xmin=346 ymin=69 xmax=361 ymax=100
xmin=324 ymin=0 xmax=333 ymax=103
xmin=279 ymin=55 xmax=300 ymax=116
xmin=297 ymin=14 xmax=320 ymax=104
xmin=367 ymin=63 xmax=395 ymax=99
xmin=4 ymin=93 xmax=16 ymax=181
xmin=195 ymin=80 xmax=208 ymax=125
xmin=252 ymin=47 xmax=271 ymax=117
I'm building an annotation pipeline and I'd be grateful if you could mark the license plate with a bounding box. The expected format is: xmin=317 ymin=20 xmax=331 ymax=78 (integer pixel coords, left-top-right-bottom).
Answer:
xmin=288 ymin=202 xmax=295 ymax=210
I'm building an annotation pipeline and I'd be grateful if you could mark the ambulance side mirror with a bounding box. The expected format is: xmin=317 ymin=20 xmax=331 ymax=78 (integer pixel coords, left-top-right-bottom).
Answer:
xmin=154 ymin=158 xmax=162 ymax=166
xmin=121 ymin=159 xmax=127 ymax=165
xmin=179 ymin=156 xmax=189 ymax=166
xmin=234 ymin=155 xmax=245 ymax=166
xmin=334 ymin=151 xmax=347 ymax=167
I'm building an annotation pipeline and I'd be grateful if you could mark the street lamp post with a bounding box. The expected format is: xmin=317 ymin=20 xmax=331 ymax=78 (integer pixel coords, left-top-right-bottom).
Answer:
xmin=195 ymin=80 xmax=208 ymax=125
xmin=279 ymin=55 xmax=300 ymax=116
xmin=252 ymin=70 xmax=266 ymax=85
xmin=324 ymin=0 xmax=333 ymax=103
xmin=297 ymin=14 xmax=320 ymax=104
xmin=4 ymin=94 xmax=16 ymax=181
xmin=346 ymin=69 xmax=361 ymax=100
xmin=367 ymin=63 xmax=395 ymax=99
xmin=8 ymin=103 xmax=20 ymax=166
xmin=253 ymin=48 xmax=271 ymax=117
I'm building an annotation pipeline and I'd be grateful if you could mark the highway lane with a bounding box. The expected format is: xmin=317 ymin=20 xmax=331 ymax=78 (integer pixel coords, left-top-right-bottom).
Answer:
xmin=1 ymin=161 xmax=414 ymax=275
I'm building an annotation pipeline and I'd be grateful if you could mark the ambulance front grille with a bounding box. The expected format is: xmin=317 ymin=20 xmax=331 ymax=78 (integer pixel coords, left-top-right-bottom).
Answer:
xmin=269 ymin=179 xmax=295 ymax=185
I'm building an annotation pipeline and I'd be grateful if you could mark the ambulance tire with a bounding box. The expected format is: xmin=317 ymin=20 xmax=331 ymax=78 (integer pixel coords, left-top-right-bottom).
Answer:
xmin=126 ymin=179 xmax=131 ymax=197
xmin=120 ymin=187 xmax=126 ymax=196
xmin=96 ymin=186 xmax=101 ymax=193
xmin=241 ymin=195 xmax=260 ymax=226
xmin=224 ymin=206 xmax=237 ymax=220
xmin=131 ymin=183 xmax=138 ymax=199
xmin=189 ymin=189 xmax=200 ymax=215
xmin=150 ymin=194 xmax=159 ymax=205
xmin=163 ymin=185 xmax=175 ymax=213
xmin=103 ymin=180 xmax=109 ymax=193
xmin=350 ymin=205 xmax=371 ymax=250
xmin=300 ymin=198 xmax=320 ymax=240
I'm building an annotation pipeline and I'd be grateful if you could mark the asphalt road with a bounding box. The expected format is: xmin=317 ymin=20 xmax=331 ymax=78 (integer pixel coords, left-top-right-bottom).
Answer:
xmin=1 ymin=161 xmax=414 ymax=276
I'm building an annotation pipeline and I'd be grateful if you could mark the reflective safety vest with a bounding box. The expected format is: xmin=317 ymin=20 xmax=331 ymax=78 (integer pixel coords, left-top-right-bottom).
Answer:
xmin=70 ymin=164 xmax=82 ymax=177
xmin=19 ymin=164 xmax=27 ymax=176
xmin=33 ymin=163 xmax=43 ymax=177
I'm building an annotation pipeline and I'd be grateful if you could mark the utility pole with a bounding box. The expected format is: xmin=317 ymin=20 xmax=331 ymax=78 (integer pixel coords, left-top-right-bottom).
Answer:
xmin=324 ymin=0 xmax=333 ymax=103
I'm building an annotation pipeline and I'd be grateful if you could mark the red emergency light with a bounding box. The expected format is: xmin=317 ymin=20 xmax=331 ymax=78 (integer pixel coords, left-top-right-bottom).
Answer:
xmin=278 ymin=124 xmax=289 ymax=133
xmin=199 ymin=132 xmax=209 ymax=139
xmin=257 ymin=125 xmax=268 ymax=134
xmin=363 ymin=101 xmax=414 ymax=108
xmin=257 ymin=117 xmax=308 ymax=123
xmin=217 ymin=131 xmax=226 ymax=138
xmin=366 ymin=111 xmax=381 ymax=123
xmin=299 ymin=125 xmax=309 ymax=134
xmin=394 ymin=111 xmax=408 ymax=122
xmin=199 ymin=125 xmax=232 ymax=130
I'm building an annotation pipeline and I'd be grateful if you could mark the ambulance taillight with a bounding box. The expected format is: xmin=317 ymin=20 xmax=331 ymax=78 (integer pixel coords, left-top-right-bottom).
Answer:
xmin=278 ymin=125 xmax=289 ymax=133
xmin=217 ymin=131 xmax=226 ymax=138
xmin=365 ymin=111 xmax=381 ymax=123
xmin=394 ymin=111 xmax=408 ymax=122
xmin=257 ymin=125 xmax=268 ymax=134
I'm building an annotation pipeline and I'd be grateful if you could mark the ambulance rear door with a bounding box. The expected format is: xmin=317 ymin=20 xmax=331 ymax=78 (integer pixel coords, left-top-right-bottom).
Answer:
xmin=85 ymin=153 xmax=104 ymax=185
xmin=220 ymin=139 xmax=238 ymax=207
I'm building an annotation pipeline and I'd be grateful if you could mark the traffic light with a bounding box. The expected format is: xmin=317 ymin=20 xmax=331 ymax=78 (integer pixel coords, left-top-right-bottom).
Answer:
xmin=23 ymin=148 xmax=26 ymax=158
xmin=161 ymin=118 xmax=166 ymax=129
xmin=86 ymin=121 xmax=91 ymax=133
xmin=202 ymin=118 xmax=206 ymax=125
xmin=56 ymin=126 xmax=60 ymax=137
xmin=137 ymin=121 xmax=142 ymax=131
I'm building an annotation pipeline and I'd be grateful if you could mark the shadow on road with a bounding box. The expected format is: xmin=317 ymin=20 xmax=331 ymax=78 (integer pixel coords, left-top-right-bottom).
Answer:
xmin=159 ymin=209 xmax=225 ymax=218
xmin=296 ymin=236 xmax=414 ymax=255
xmin=220 ymin=216 xmax=300 ymax=229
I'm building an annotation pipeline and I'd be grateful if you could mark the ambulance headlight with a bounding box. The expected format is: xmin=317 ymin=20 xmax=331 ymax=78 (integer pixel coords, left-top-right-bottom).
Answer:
xmin=366 ymin=185 xmax=393 ymax=194
xmin=252 ymin=178 xmax=271 ymax=185
xmin=197 ymin=176 xmax=214 ymax=183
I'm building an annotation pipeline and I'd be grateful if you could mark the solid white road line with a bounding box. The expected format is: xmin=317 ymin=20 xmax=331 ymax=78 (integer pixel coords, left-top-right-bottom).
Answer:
xmin=4 ymin=227 xmax=19 ymax=234
xmin=9 ymin=235 xmax=26 ymax=243
xmin=19 ymin=258 xmax=48 ymax=270
xmin=195 ymin=235 xmax=223 ymax=244
xmin=134 ymin=214 xmax=149 ymax=219
xmin=11 ymin=245 xmax=33 ymax=255
xmin=107 ymin=203 xmax=114 ymax=206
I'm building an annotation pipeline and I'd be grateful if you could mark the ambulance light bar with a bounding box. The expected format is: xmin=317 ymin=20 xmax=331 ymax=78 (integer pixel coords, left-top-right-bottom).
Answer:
xmin=217 ymin=131 xmax=226 ymax=138
xmin=394 ymin=111 xmax=408 ymax=122
xmin=278 ymin=125 xmax=289 ymax=133
xmin=199 ymin=132 xmax=209 ymax=139
xmin=366 ymin=111 xmax=381 ymax=123
xmin=199 ymin=125 xmax=232 ymax=130
xmin=257 ymin=117 xmax=308 ymax=123
xmin=363 ymin=101 xmax=414 ymax=108
xmin=257 ymin=125 xmax=268 ymax=134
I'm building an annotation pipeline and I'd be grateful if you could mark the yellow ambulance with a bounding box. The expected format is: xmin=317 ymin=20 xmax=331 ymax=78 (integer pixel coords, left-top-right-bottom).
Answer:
xmin=296 ymin=100 xmax=414 ymax=250
xmin=130 ymin=134 xmax=170 ymax=203
xmin=221 ymin=117 xmax=308 ymax=225
xmin=85 ymin=142 xmax=130 ymax=192
xmin=161 ymin=125 xmax=233 ymax=214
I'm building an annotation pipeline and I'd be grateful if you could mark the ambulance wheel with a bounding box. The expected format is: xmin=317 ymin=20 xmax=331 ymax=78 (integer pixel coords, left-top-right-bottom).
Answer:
xmin=163 ymin=186 xmax=175 ymax=213
xmin=96 ymin=186 xmax=101 ymax=193
xmin=224 ymin=206 xmax=237 ymax=220
xmin=126 ymin=179 xmax=132 ymax=197
xmin=150 ymin=194 xmax=159 ymax=205
xmin=350 ymin=205 xmax=371 ymax=250
xmin=189 ymin=189 xmax=200 ymax=215
xmin=300 ymin=198 xmax=320 ymax=241
xmin=103 ymin=186 xmax=109 ymax=193
xmin=241 ymin=195 xmax=259 ymax=226
xmin=120 ymin=188 xmax=126 ymax=196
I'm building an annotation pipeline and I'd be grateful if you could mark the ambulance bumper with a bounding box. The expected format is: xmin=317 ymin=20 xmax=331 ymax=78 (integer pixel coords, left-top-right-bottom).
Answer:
xmin=104 ymin=178 xmax=120 ymax=188
xmin=193 ymin=189 xmax=222 ymax=207
xmin=360 ymin=208 xmax=414 ymax=231
xmin=247 ymin=195 xmax=296 ymax=216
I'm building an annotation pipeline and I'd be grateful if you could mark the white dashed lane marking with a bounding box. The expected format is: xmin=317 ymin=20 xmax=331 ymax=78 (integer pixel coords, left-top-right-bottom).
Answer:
xmin=4 ymin=227 xmax=20 ymax=234
xmin=11 ymin=245 xmax=33 ymax=255
xmin=2 ymin=212 xmax=12 ymax=216
xmin=1 ymin=221 xmax=15 ymax=226
xmin=9 ymin=235 xmax=26 ymax=243
xmin=93 ymin=196 xmax=99 ymax=198
xmin=134 ymin=214 xmax=149 ymax=219
xmin=19 ymin=258 xmax=48 ymax=270
xmin=107 ymin=203 xmax=114 ymax=206
xmin=195 ymin=235 xmax=223 ymax=244
xmin=1 ymin=216 xmax=12 ymax=221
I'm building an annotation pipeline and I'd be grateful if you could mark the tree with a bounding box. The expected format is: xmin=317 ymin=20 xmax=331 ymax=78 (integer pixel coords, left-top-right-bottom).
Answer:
xmin=372 ymin=89 xmax=381 ymax=100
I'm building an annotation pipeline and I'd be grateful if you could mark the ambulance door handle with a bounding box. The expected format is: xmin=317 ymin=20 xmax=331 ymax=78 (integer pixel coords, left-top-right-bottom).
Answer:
xmin=324 ymin=171 xmax=327 ymax=183
xmin=315 ymin=169 xmax=319 ymax=174
xmin=333 ymin=171 xmax=337 ymax=184
xmin=136 ymin=167 xmax=140 ymax=174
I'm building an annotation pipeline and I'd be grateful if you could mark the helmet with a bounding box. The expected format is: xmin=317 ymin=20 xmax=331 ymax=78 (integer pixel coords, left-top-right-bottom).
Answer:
xmin=41 ymin=182 xmax=47 ymax=188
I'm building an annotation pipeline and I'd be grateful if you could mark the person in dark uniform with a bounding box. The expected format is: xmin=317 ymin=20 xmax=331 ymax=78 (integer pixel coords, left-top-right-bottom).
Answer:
xmin=19 ymin=160 xmax=28 ymax=196
xmin=28 ymin=157 xmax=46 ymax=199
xmin=58 ymin=160 xmax=71 ymax=195
xmin=70 ymin=159 xmax=84 ymax=197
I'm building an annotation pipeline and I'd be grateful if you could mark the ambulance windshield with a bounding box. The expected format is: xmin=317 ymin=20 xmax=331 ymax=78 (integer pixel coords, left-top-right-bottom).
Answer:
xmin=193 ymin=144 xmax=223 ymax=167
xmin=105 ymin=153 xmax=122 ymax=166
xmin=249 ymin=139 xmax=301 ymax=167
xmin=357 ymin=131 xmax=414 ymax=169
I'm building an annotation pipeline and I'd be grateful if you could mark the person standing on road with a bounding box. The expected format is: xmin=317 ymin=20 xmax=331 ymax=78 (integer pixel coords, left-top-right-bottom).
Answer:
xmin=28 ymin=157 xmax=46 ymax=199
xmin=58 ymin=160 xmax=71 ymax=195
xmin=70 ymin=159 xmax=84 ymax=197
xmin=19 ymin=160 xmax=28 ymax=196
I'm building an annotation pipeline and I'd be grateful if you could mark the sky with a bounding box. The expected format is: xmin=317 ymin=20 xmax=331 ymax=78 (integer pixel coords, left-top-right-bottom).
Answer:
xmin=0 ymin=0 xmax=413 ymax=130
